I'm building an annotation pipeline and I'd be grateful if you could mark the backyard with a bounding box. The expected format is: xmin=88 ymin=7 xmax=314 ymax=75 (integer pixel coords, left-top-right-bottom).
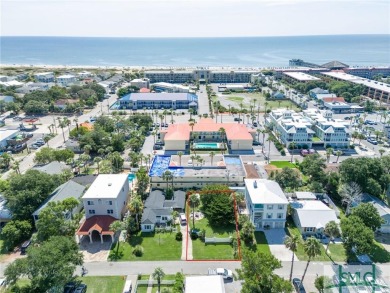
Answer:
xmin=191 ymin=217 xmax=237 ymax=260
xmin=269 ymin=161 xmax=297 ymax=169
xmin=80 ymin=276 xmax=126 ymax=293
xmin=220 ymin=92 xmax=300 ymax=111
xmin=109 ymin=230 xmax=182 ymax=261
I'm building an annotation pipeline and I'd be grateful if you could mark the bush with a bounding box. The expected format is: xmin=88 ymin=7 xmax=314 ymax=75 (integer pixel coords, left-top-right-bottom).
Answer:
xmin=175 ymin=231 xmax=183 ymax=241
xmin=133 ymin=245 xmax=144 ymax=256
xmin=280 ymin=150 xmax=286 ymax=156
xmin=190 ymin=232 xmax=198 ymax=240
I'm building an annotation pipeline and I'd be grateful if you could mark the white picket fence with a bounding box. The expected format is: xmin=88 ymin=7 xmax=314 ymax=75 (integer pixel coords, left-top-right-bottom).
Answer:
xmin=205 ymin=236 xmax=232 ymax=244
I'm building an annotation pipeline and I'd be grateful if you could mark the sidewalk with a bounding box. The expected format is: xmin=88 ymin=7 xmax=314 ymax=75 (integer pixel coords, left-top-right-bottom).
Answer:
xmin=181 ymin=223 xmax=193 ymax=260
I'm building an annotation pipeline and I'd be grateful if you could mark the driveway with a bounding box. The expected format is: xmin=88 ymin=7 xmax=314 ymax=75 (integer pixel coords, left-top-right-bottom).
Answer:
xmin=79 ymin=236 xmax=112 ymax=262
xmin=264 ymin=229 xmax=296 ymax=262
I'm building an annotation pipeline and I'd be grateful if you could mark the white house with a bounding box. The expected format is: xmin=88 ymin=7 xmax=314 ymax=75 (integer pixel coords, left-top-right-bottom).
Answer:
xmin=76 ymin=174 xmax=129 ymax=243
xmin=185 ymin=276 xmax=225 ymax=293
xmin=291 ymin=200 xmax=339 ymax=235
xmin=244 ymin=179 xmax=289 ymax=230
xmin=57 ymin=74 xmax=77 ymax=87
xmin=34 ymin=72 xmax=55 ymax=83
xmin=266 ymin=109 xmax=315 ymax=148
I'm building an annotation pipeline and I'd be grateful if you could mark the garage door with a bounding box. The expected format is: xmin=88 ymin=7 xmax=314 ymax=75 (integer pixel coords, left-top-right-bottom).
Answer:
xmin=275 ymin=222 xmax=285 ymax=229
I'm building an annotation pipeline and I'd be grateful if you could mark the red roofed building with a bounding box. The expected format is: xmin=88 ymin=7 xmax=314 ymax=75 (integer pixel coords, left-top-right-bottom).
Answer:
xmin=139 ymin=87 xmax=151 ymax=93
xmin=161 ymin=118 xmax=255 ymax=152
xmin=321 ymin=97 xmax=346 ymax=103
xmin=76 ymin=215 xmax=116 ymax=243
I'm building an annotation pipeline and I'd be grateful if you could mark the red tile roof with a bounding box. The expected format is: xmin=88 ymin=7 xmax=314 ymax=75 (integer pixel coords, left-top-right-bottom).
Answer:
xmin=164 ymin=118 xmax=253 ymax=141
xmin=140 ymin=88 xmax=151 ymax=93
xmin=322 ymin=97 xmax=346 ymax=103
xmin=76 ymin=215 xmax=117 ymax=236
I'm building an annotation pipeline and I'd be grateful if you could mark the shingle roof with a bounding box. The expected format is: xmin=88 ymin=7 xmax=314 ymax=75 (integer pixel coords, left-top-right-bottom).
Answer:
xmin=33 ymin=161 xmax=70 ymax=175
xmin=33 ymin=180 xmax=85 ymax=216
xmin=77 ymin=215 xmax=116 ymax=235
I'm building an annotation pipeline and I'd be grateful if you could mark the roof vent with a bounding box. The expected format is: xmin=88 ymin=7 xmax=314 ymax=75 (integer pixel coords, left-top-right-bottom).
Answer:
xmin=253 ymin=180 xmax=258 ymax=189
xmin=108 ymin=183 xmax=112 ymax=186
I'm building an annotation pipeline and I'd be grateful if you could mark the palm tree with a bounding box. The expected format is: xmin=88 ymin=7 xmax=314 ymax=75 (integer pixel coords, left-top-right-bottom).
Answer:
xmin=98 ymin=148 xmax=105 ymax=158
xmin=209 ymin=151 xmax=215 ymax=166
xmin=163 ymin=110 xmax=168 ymax=124
xmin=84 ymin=144 xmax=92 ymax=155
xmin=1 ymin=153 xmax=12 ymax=169
xmin=189 ymin=193 xmax=200 ymax=229
xmin=159 ymin=114 xmax=164 ymax=129
xmin=43 ymin=136 xmax=50 ymax=147
xmin=152 ymin=267 xmax=165 ymax=293
xmin=162 ymin=170 xmax=173 ymax=194
xmin=264 ymin=101 xmax=269 ymax=118
xmin=109 ymin=220 xmax=124 ymax=254
xmin=63 ymin=117 xmax=71 ymax=133
xmin=12 ymin=159 xmax=21 ymax=175
xmin=326 ymin=148 xmax=333 ymax=163
xmin=177 ymin=151 xmax=183 ymax=166
xmin=219 ymin=127 xmax=226 ymax=153
xmin=261 ymin=129 xmax=267 ymax=153
xmin=73 ymin=118 xmax=79 ymax=131
xmin=379 ymin=148 xmax=385 ymax=157
xmin=301 ymin=237 xmax=322 ymax=283
xmin=324 ymin=221 xmax=340 ymax=252
xmin=79 ymin=154 xmax=91 ymax=173
xmin=289 ymin=142 xmax=296 ymax=162
xmin=128 ymin=196 xmax=144 ymax=226
xmin=58 ymin=119 xmax=67 ymax=143
xmin=284 ymin=235 xmax=300 ymax=281
xmin=94 ymin=156 xmax=102 ymax=174
xmin=335 ymin=150 xmax=342 ymax=163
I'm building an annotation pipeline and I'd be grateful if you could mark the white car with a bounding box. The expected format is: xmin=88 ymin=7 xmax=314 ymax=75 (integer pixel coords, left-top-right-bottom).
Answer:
xmin=208 ymin=268 xmax=233 ymax=280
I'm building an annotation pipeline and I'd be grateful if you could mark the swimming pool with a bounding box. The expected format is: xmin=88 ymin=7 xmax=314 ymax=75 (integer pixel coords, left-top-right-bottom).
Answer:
xmin=128 ymin=173 xmax=136 ymax=182
xmin=224 ymin=156 xmax=242 ymax=165
xmin=193 ymin=142 xmax=221 ymax=149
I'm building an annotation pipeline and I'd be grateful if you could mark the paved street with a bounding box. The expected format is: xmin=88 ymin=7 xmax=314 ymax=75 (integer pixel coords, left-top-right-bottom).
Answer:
xmin=197 ymin=84 xmax=210 ymax=115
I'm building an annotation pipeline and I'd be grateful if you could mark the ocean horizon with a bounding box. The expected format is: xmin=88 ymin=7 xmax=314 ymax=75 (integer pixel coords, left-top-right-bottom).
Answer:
xmin=1 ymin=34 xmax=389 ymax=68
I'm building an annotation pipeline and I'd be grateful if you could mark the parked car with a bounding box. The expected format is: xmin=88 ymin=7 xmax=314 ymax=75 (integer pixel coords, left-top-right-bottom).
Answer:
xmin=234 ymin=118 xmax=242 ymax=122
xmin=155 ymin=140 xmax=164 ymax=145
xmin=64 ymin=282 xmax=76 ymax=293
xmin=253 ymin=122 xmax=258 ymax=127
xmin=208 ymin=268 xmax=233 ymax=280
xmin=30 ymin=144 xmax=40 ymax=150
xmin=293 ymin=278 xmax=306 ymax=293
xmin=74 ymin=284 xmax=87 ymax=293
xmin=20 ymin=240 xmax=31 ymax=255
xmin=252 ymin=141 xmax=262 ymax=146
xmin=367 ymin=138 xmax=378 ymax=145
xmin=332 ymin=149 xmax=344 ymax=155
xmin=344 ymin=116 xmax=351 ymax=120
xmin=153 ymin=145 xmax=163 ymax=150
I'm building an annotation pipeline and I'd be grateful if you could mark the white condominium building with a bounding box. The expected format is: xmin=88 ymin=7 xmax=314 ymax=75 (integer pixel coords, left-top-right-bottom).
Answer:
xmin=266 ymin=109 xmax=314 ymax=148
xmin=303 ymin=109 xmax=350 ymax=148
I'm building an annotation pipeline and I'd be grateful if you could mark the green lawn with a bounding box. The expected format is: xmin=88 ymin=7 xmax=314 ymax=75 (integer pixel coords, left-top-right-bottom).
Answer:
xmin=226 ymin=96 xmax=245 ymax=103
xmin=312 ymin=136 xmax=322 ymax=142
xmin=80 ymin=276 xmax=125 ymax=293
xmin=109 ymin=231 xmax=181 ymax=261
xmin=191 ymin=218 xmax=237 ymax=260
xmin=285 ymin=219 xmax=345 ymax=262
xmin=242 ymin=232 xmax=271 ymax=256
xmin=369 ymin=241 xmax=390 ymax=263
xmin=269 ymin=161 xmax=297 ymax=168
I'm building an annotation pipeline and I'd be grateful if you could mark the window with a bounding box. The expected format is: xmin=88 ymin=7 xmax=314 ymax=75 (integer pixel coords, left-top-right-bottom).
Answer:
xmin=267 ymin=213 xmax=272 ymax=219
xmin=278 ymin=205 xmax=284 ymax=210
xmin=98 ymin=199 xmax=102 ymax=204
xmin=277 ymin=213 xmax=283 ymax=219
xmin=144 ymin=225 xmax=152 ymax=230
xmin=87 ymin=201 xmax=94 ymax=206
xmin=162 ymin=216 xmax=168 ymax=221
xmin=107 ymin=210 xmax=114 ymax=214
xmin=107 ymin=200 xmax=113 ymax=205
xmin=267 ymin=205 xmax=273 ymax=210
xmin=89 ymin=210 xmax=95 ymax=215
xmin=305 ymin=227 xmax=314 ymax=232
xmin=254 ymin=204 xmax=264 ymax=209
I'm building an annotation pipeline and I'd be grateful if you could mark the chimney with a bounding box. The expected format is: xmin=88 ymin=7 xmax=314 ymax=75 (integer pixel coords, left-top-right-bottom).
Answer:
xmin=253 ymin=180 xmax=257 ymax=189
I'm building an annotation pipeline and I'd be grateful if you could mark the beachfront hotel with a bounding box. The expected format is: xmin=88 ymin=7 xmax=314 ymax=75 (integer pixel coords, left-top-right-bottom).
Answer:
xmin=118 ymin=92 xmax=198 ymax=110
xmin=282 ymin=71 xmax=321 ymax=83
xmin=148 ymin=154 xmax=246 ymax=188
xmin=160 ymin=118 xmax=255 ymax=154
xmin=144 ymin=69 xmax=258 ymax=83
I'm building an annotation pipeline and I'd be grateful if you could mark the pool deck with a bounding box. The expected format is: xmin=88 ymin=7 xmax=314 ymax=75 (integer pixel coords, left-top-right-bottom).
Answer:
xmin=151 ymin=154 xmax=246 ymax=178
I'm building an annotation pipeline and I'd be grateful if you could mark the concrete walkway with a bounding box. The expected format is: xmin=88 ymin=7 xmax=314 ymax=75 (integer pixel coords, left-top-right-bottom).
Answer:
xmin=181 ymin=223 xmax=193 ymax=260
xmin=146 ymin=275 xmax=153 ymax=293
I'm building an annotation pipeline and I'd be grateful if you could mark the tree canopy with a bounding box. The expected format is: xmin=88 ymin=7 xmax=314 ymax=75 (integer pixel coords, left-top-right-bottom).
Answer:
xmin=236 ymin=250 xmax=293 ymax=293
xmin=341 ymin=215 xmax=374 ymax=255
xmin=5 ymin=170 xmax=63 ymax=221
xmin=350 ymin=203 xmax=383 ymax=232
xmin=5 ymin=236 xmax=83 ymax=292
xmin=200 ymin=184 xmax=235 ymax=226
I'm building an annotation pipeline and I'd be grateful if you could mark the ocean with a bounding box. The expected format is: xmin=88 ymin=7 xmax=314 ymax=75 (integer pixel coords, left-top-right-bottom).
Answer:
xmin=0 ymin=35 xmax=389 ymax=68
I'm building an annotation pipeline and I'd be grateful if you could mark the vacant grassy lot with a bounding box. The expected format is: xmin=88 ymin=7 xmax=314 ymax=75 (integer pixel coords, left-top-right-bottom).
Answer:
xmin=242 ymin=231 xmax=271 ymax=256
xmin=269 ymin=161 xmax=297 ymax=168
xmin=191 ymin=218 xmax=237 ymax=260
xmin=109 ymin=231 xmax=181 ymax=261
xmin=80 ymin=276 xmax=126 ymax=293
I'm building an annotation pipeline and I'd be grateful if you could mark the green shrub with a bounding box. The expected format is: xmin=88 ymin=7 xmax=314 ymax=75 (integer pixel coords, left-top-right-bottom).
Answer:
xmin=280 ymin=150 xmax=286 ymax=156
xmin=175 ymin=231 xmax=183 ymax=241
xmin=133 ymin=245 xmax=144 ymax=256
xmin=190 ymin=232 xmax=198 ymax=240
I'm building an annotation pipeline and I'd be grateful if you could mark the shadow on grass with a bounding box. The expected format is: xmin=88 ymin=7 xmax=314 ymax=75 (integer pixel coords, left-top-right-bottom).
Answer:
xmin=108 ymin=242 xmax=124 ymax=261
xmin=370 ymin=243 xmax=390 ymax=263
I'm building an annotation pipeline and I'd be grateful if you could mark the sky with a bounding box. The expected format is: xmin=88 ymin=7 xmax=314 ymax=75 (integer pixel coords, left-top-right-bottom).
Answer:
xmin=1 ymin=0 xmax=389 ymax=37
